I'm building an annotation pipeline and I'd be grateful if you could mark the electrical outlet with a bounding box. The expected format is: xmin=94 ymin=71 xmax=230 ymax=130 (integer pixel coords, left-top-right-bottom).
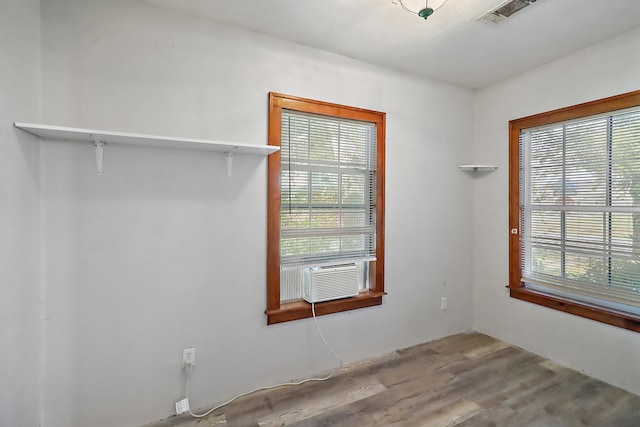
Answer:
xmin=440 ymin=297 xmax=447 ymax=310
xmin=175 ymin=398 xmax=190 ymax=415
xmin=183 ymin=347 xmax=195 ymax=367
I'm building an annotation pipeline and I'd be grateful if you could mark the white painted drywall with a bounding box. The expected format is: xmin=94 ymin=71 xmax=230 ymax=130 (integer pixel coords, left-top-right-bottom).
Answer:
xmin=0 ymin=1 xmax=42 ymax=426
xmin=38 ymin=1 xmax=474 ymax=425
xmin=473 ymin=27 xmax=640 ymax=396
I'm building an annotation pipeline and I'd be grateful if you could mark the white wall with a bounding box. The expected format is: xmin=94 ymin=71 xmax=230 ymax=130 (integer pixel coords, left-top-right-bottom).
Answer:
xmin=0 ymin=1 xmax=42 ymax=426
xmin=21 ymin=2 xmax=640 ymax=426
xmin=473 ymin=27 xmax=640 ymax=396
xmin=38 ymin=1 xmax=475 ymax=426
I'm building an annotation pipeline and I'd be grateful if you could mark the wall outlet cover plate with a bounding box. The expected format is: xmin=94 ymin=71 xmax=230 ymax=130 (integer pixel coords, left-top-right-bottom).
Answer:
xmin=183 ymin=347 xmax=195 ymax=367
xmin=175 ymin=398 xmax=190 ymax=415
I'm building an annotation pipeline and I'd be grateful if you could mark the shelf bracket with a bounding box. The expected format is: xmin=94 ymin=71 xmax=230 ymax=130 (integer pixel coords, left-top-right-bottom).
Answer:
xmin=225 ymin=147 xmax=238 ymax=178
xmin=92 ymin=136 xmax=104 ymax=174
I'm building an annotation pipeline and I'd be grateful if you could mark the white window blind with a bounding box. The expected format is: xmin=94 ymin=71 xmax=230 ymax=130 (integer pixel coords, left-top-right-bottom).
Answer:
xmin=280 ymin=109 xmax=377 ymax=267
xmin=520 ymin=107 xmax=640 ymax=312
xmin=279 ymin=110 xmax=377 ymax=301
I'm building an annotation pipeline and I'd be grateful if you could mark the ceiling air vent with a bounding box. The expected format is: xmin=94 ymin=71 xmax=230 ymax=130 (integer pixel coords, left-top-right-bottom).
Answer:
xmin=477 ymin=0 xmax=537 ymax=25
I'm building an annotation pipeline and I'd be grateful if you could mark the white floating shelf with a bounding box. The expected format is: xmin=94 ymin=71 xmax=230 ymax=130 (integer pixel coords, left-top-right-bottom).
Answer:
xmin=14 ymin=122 xmax=280 ymax=177
xmin=458 ymin=164 xmax=498 ymax=172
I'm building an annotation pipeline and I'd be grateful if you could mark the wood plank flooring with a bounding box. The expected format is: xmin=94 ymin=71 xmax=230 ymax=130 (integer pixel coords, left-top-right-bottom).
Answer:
xmin=147 ymin=332 xmax=640 ymax=427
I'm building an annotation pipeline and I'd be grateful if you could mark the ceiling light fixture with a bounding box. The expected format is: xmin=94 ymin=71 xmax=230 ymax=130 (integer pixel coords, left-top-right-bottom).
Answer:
xmin=395 ymin=0 xmax=449 ymax=19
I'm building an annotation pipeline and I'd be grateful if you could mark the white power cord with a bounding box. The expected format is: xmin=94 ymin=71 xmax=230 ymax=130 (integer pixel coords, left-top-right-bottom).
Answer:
xmin=185 ymin=302 xmax=343 ymax=419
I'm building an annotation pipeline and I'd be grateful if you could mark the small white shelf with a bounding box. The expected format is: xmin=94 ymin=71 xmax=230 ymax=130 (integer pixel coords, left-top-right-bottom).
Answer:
xmin=14 ymin=122 xmax=280 ymax=177
xmin=458 ymin=164 xmax=498 ymax=172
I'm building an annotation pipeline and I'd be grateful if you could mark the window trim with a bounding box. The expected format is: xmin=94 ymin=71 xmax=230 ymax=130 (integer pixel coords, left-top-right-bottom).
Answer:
xmin=508 ymin=89 xmax=640 ymax=333
xmin=266 ymin=93 xmax=386 ymax=325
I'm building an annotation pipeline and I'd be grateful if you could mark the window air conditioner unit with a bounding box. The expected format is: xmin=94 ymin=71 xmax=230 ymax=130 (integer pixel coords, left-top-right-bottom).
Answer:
xmin=303 ymin=264 xmax=360 ymax=303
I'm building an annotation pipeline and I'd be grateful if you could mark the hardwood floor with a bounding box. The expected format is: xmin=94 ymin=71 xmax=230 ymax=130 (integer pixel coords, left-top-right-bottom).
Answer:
xmin=148 ymin=332 xmax=640 ymax=427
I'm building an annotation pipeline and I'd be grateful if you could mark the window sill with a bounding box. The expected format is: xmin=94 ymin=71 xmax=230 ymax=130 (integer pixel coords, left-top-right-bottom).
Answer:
xmin=508 ymin=284 xmax=640 ymax=333
xmin=265 ymin=291 xmax=385 ymax=325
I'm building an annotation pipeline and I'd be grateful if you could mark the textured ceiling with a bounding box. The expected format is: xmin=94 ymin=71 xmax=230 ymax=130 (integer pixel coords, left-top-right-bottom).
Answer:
xmin=146 ymin=0 xmax=640 ymax=89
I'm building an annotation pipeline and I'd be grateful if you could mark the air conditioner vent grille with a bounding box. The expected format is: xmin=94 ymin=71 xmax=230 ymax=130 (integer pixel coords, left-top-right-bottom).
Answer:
xmin=477 ymin=0 xmax=537 ymax=25
xmin=303 ymin=264 xmax=360 ymax=303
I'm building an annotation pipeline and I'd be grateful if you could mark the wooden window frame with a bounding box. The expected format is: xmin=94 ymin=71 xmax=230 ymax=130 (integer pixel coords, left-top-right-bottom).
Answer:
xmin=508 ymin=90 xmax=640 ymax=333
xmin=266 ymin=93 xmax=386 ymax=325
